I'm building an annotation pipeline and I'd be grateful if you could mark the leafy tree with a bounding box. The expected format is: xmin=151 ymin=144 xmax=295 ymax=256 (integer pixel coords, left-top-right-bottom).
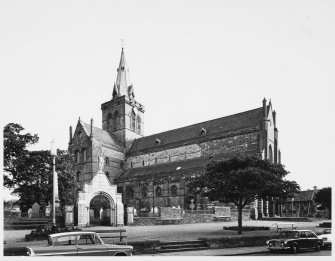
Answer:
xmin=12 ymin=150 xmax=76 ymax=214
xmin=4 ymin=123 xmax=39 ymax=188
xmin=4 ymin=123 xmax=76 ymax=214
xmin=188 ymin=155 xmax=300 ymax=234
xmin=315 ymin=187 xmax=331 ymax=218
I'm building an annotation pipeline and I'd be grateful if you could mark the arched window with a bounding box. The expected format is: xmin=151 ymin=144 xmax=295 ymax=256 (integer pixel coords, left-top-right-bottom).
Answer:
xmin=141 ymin=187 xmax=148 ymax=198
xmin=105 ymin=157 xmax=109 ymax=166
xmin=155 ymin=187 xmax=162 ymax=197
xmin=81 ymin=148 xmax=86 ymax=162
xmin=171 ymin=185 xmax=178 ymax=196
xmin=107 ymin=113 xmax=112 ymax=130
xmin=113 ymin=110 xmax=120 ymax=130
xmin=137 ymin=115 xmax=141 ymax=134
xmin=130 ymin=111 xmax=136 ymax=131
xmin=269 ymin=145 xmax=273 ymax=164
xmin=75 ymin=150 xmax=80 ymax=163
xmin=76 ymin=171 xmax=80 ymax=182
xmin=126 ymin=187 xmax=134 ymax=199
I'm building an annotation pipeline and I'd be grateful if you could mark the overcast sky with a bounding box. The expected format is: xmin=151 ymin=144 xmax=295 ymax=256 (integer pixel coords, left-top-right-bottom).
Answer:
xmin=1 ymin=0 xmax=335 ymax=199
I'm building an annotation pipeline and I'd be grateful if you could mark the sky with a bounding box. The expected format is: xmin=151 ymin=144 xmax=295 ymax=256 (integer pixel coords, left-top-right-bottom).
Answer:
xmin=1 ymin=0 xmax=335 ymax=200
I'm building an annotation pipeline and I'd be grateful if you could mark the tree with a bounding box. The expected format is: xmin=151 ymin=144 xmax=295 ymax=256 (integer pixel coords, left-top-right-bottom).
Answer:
xmin=12 ymin=150 xmax=76 ymax=214
xmin=315 ymin=187 xmax=331 ymax=218
xmin=188 ymin=155 xmax=300 ymax=234
xmin=4 ymin=123 xmax=76 ymax=214
xmin=4 ymin=123 xmax=39 ymax=188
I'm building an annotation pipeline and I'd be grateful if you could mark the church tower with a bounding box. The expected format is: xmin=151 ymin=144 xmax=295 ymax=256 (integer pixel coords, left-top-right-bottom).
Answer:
xmin=101 ymin=48 xmax=145 ymax=149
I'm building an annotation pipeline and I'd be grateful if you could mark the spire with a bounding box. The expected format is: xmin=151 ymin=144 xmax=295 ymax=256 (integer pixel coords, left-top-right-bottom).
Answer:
xmin=114 ymin=48 xmax=130 ymax=98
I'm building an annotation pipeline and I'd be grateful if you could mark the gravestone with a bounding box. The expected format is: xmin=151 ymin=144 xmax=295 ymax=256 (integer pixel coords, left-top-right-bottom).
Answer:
xmin=127 ymin=207 xmax=134 ymax=224
xmin=65 ymin=205 xmax=74 ymax=226
xmin=214 ymin=206 xmax=230 ymax=217
xmin=45 ymin=205 xmax=51 ymax=217
xmin=28 ymin=208 xmax=32 ymax=218
xmin=31 ymin=203 xmax=40 ymax=218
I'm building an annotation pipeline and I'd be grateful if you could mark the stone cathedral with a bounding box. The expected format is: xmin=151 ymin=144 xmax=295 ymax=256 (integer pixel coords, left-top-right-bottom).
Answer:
xmin=68 ymin=48 xmax=281 ymax=226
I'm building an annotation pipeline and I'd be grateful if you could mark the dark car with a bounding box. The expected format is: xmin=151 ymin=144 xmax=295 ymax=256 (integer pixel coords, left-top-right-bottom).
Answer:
xmin=27 ymin=231 xmax=133 ymax=256
xmin=266 ymin=230 xmax=323 ymax=254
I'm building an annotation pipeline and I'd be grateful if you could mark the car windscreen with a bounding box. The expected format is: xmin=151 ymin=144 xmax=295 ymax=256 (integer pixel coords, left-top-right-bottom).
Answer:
xmin=279 ymin=231 xmax=299 ymax=238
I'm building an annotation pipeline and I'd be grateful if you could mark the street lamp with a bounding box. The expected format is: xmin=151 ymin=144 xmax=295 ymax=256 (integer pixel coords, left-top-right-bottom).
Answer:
xmin=50 ymin=139 xmax=59 ymax=227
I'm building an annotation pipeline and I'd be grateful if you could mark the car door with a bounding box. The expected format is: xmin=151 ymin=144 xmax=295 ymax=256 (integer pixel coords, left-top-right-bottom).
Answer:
xmin=306 ymin=231 xmax=318 ymax=248
xmin=298 ymin=232 xmax=309 ymax=249
xmin=51 ymin=235 xmax=78 ymax=256
xmin=76 ymin=234 xmax=108 ymax=256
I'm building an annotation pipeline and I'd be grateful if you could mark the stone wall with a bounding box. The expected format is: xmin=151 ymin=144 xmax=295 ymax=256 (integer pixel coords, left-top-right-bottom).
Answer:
xmin=125 ymin=132 xmax=259 ymax=169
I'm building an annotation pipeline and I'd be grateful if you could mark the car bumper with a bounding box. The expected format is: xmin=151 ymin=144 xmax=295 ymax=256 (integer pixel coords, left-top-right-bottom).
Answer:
xmin=267 ymin=246 xmax=291 ymax=251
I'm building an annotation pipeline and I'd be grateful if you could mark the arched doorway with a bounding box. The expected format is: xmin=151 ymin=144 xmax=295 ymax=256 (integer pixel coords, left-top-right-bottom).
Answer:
xmin=89 ymin=194 xmax=112 ymax=226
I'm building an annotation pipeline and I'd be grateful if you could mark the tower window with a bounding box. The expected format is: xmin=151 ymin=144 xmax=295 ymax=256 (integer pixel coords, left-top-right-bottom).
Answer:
xmin=137 ymin=115 xmax=141 ymax=134
xmin=76 ymin=171 xmax=80 ymax=182
xmin=113 ymin=110 xmax=120 ymax=130
xmin=107 ymin=113 xmax=112 ymax=130
xmin=130 ymin=111 xmax=136 ymax=131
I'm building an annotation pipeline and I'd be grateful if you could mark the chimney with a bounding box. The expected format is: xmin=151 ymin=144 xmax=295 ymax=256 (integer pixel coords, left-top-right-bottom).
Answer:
xmin=90 ymin=118 xmax=94 ymax=138
xmin=273 ymin=111 xmax=276 ymax=128
xmin=263 ymin=98 xmax=267 ymax=118
xmin=69 ymin=126 xmax=73 ymax=143
xmin=313 ymin=186 xmax=317 ymax=192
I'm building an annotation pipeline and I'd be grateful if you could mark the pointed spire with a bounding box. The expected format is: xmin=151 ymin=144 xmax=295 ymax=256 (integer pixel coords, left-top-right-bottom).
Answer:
xmin=115 ymin=48 xmax=129 ymax=98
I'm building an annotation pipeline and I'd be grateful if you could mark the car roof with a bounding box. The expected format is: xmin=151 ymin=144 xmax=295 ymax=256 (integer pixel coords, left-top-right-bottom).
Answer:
xmin=49 ymin=231 xmax=97 ymax=238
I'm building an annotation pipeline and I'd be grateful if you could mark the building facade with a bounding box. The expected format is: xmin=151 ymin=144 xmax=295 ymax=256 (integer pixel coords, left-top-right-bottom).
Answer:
xmin=69 ymin=48 xmax=282 ymax=224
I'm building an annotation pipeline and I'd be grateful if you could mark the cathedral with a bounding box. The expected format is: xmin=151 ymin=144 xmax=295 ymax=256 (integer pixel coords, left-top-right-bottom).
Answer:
xmin=68 ymin=48 xmax=281 ymax=226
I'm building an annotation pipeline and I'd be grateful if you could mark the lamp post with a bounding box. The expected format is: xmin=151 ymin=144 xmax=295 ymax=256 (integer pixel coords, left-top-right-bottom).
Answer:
xmin=50 ymin=139 xmax=58 ymax=227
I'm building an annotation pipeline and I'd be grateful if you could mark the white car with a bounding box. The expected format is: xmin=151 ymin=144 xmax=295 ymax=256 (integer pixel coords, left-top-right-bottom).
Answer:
xmin=318 ymin=228 xmax=332 ymax=249
xmin=27 ymin=231 xmax=133 ymax=256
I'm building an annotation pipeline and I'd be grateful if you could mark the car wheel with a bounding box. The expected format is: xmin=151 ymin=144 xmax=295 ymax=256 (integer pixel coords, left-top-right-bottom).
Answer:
xmin=315 ymin=244 xmax=321 ymax=252
xmin=291 ymin=246 xmax=298 ymax=254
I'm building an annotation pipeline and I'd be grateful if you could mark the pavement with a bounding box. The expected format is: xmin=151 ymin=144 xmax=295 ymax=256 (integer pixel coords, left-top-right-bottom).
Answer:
xmin=149 ymin=246 xmax=268 ymax=256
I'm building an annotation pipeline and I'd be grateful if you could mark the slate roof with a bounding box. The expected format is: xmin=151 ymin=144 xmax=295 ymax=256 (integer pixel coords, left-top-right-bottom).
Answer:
xmin=127 ymin=106 xmax=265 ymax=155
xmin=80 ymin=121 xmax=124 ymax=150
xmin=284 ymin=190 xmax=318 ymax=202
xmin=117 ymin=157 xmax=209 ymax=182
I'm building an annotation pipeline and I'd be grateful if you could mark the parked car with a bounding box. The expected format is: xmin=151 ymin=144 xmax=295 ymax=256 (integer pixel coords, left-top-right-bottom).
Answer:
xmin=266 ymin=230 xmax=323 ymax=253
xmin=318 ymin=228 xmax=332 ymax=249
xmin=26 ymin=231 xmax=133 ymax=256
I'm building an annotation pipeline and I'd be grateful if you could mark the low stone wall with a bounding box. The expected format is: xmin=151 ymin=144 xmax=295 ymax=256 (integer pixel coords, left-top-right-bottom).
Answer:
xmin=180 ymin=213 xmax=215 ymax=224
xmin=230 ymin=208 xmax=251 ymax=221
xmin=131 ymin=217 xmax=161 ymax=226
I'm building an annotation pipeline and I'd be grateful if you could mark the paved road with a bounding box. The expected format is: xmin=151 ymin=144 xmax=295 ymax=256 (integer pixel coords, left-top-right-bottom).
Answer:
xmin=244 ymin=249 xmax=331 ymax=256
